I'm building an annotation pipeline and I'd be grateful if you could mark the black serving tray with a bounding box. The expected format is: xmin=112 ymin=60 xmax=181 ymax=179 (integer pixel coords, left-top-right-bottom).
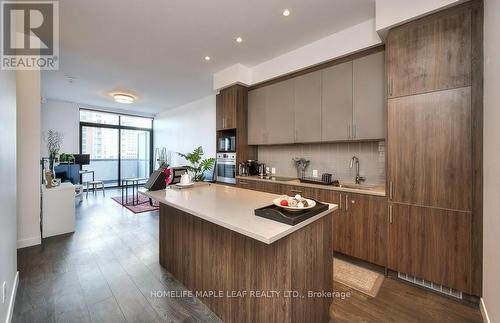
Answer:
xmin=254 ymin=200 xmax=329 ymax=225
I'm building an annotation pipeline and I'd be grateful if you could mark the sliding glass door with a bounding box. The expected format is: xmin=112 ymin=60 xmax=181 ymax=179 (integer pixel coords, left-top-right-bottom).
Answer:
xmin=81 ymin=126 xmax=120 ymax=187
xmin=80 ymin=109 xmax=153 ymax=187
xmin=120 ymin=129 xmax=151 ymax=182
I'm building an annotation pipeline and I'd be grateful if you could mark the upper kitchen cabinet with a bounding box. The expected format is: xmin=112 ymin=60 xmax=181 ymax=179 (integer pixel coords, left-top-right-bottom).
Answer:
xmin=388 ymin=87 xmax=472 ymax=211
xmin=266 ymin=80 xmax=294 ymax=144
xmin=353 ymin=51 xmax=386 ymax=140
xmin=248 ymin=80 xmax=294 ymax=145
xmin=321 ymin=61 xmax=353 ymax=141
xmin=386 ymin=5 xmax=471 ymax=98
xmin=216 ymin=86 xmax=237 ymax=130
xmin=294 ymin=71 xmax=322 ymax=143
xmin=248 ymin=87 xmax=267 ymax=145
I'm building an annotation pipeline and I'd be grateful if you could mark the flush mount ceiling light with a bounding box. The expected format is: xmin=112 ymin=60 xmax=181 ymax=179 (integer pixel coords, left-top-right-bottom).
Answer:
xmin=235 ymin=36 xmax=243 ymax=43
xmin=113 ymin=94 xmax=135 ymax=104
xmin=282 ymin=9 xmax=291 ymax=17
xmin=204 ymin=56 xmax=211 ymax=61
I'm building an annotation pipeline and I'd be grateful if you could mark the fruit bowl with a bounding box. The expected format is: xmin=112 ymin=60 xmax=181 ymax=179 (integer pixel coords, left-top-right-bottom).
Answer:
xmin=272 ymin=195 xmax=316 ymax=212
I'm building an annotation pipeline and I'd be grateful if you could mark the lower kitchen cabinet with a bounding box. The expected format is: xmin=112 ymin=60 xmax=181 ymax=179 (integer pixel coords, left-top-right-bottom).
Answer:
xmin=236 ymin=179 xmax=257 ymax=190
xmin=318 ymin=190 xmax=387 ymax=266
xmin=387 ymin=203 xmax=472 ymax=293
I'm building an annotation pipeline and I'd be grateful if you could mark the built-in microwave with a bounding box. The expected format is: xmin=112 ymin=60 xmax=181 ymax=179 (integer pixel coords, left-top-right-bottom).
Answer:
xmin=216 ymin=153 xmax=236 ymax=184
xmin=218 ymin=136 xmax=236 ymax=152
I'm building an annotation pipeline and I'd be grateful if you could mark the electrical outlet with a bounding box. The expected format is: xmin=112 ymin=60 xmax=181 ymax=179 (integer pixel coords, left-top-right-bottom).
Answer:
xmin=2 ymin=281 xmax=6 ymax=304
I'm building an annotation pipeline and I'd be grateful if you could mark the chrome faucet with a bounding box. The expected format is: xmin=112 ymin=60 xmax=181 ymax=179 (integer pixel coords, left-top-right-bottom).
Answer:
xmin=350 ymin=156 xmax=366 ymax=184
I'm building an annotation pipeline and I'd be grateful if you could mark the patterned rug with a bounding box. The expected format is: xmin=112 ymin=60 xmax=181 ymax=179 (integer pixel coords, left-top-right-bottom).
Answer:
xmin=111 ymin=195 xmax=159 ymax=214
xmin=333 ymin=258 xmax=384 ymax=297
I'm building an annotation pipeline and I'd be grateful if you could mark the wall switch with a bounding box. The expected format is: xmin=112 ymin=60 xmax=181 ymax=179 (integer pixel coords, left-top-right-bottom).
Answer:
xmin=2 ymin=281 xmax=6 ymax=304
xmin=271 ymin=167 xmax=276 ymax=175
xmin=312 ymin=169 xmax=318 ymax=177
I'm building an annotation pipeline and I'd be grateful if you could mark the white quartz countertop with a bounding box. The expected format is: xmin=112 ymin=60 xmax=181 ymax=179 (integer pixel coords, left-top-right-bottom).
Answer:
xmin=142 ymin=183 xmax=337 ymax=244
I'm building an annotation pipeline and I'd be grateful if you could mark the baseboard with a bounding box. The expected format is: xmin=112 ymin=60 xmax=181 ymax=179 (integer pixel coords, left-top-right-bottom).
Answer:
xmin=5 ymin=271 xmax=19 ymax=323
xmin=480 ymin=298 xmax=491 ymax=323
xmin=16 ymin=236 xmax=41 ymax=249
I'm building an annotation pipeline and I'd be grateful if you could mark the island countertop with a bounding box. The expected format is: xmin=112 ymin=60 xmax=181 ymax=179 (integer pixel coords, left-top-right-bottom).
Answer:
xmin=142 ymin=183 xmax=337 ymax=244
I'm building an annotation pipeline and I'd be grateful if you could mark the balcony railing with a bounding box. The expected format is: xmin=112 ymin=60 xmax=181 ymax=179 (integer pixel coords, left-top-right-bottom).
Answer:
xmin=81 ymin=158 xmax=150 ymax=186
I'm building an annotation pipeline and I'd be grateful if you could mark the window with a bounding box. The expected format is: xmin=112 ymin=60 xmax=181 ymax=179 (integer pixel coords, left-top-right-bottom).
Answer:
xmin=79 ymin=109 xmax=153 ymax=187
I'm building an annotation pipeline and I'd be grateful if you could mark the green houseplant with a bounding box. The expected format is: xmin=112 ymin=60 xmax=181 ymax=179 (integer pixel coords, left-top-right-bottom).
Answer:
xmin=177 ymin=146 xmax=215 ymax=182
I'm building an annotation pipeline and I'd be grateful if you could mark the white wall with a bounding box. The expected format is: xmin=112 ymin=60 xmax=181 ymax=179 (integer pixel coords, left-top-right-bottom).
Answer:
xmin=375 ymin=0 xmax=462 ymax=33
xmin=41 ymin=100 xmax=80 ymax=157
xmin=154 ymin=95 xmax=216 ymax=167
xmin=482 ymin=0 xmax=500 ymax=321
xmin=0 ymin=70 xmax=18 ymax=323
xmin=213 ymin=19 xmax=382 ymax=90
xmin=17 ymin=70 xmax=42 ymax=249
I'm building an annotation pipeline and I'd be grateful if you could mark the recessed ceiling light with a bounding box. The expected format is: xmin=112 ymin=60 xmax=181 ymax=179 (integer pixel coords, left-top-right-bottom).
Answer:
xmin=204 ymin=56 xmax=211 ymax=61
xmin=113 ymin=94 xmax=135 ymax=104
xmin=235 ymin=37 xmax=243 ymax=43
xmin=282 ymin=9 xmax=291 ymax=17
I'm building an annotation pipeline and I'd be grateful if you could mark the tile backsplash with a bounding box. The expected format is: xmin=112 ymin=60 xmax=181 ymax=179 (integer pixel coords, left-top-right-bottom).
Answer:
xmin=257 ymin=141 xmax=386 ymax=185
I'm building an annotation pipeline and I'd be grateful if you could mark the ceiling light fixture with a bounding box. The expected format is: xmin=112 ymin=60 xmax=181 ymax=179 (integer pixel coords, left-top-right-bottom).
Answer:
xmin=282 ymin=9 xmax=291 ymax=17
xmin=204 ymin=56 xmax=211 ymax=61
xmin=236 ymin=37 xmax=243 ymax=43
xmin=113 ymin=94 xmax=135 ymax=104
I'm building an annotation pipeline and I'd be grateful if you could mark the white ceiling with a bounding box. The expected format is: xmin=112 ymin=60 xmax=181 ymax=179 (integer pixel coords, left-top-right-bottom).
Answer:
xmin=41 ymin=0 xmax=375 ymax=115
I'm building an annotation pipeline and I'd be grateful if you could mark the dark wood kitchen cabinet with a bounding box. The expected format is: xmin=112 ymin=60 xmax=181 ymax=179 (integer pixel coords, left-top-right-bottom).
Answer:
xmin=386 ymin=4 xmax=471 ymax=98
xmin=318 ymin=189 xmax=386 ymax=266
xmin=216 ymin=87 xmax=237 ymax=130
xmin=387 ymin=203 xmax=472 ymax=293
xmin=386 ymin=1 xmax=482 ymax=296
xmin=387 ymin=87 xmax=472 ymax=211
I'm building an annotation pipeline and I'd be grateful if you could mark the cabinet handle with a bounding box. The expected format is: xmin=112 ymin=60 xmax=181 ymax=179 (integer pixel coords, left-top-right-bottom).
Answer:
xmin=345 ymin=194 xmax=348 ymax=211
xmin=389 ymin=78 xmax=393 ymax=96
xmin=389 ymin=204 xmax=393 ymax=224
xmin=389 ymin=181 xmax=393 ymax=200
xmin=339 ymin=194 xmax=342 ymax=210
xmin=239 ymin=181 xmax=249 ymax=185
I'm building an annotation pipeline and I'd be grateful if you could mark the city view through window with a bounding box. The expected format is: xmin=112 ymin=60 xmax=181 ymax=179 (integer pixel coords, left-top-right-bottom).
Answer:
xmin=80 ymin=110 xmax=152 ymax=187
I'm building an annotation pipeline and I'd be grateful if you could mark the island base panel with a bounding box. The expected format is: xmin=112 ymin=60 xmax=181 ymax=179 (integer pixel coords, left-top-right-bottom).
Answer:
xmin=159 ymin=203 xmax=334 ymax=323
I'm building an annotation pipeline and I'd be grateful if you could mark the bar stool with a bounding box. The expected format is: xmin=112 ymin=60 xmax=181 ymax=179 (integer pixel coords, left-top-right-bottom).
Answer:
xmin=86 ymin=180 xmax=105 ymax=198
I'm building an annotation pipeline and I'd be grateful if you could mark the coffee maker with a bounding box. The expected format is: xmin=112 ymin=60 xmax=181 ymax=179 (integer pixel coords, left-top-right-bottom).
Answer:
xmin=238 ymin=160 xmax=260 ymax=176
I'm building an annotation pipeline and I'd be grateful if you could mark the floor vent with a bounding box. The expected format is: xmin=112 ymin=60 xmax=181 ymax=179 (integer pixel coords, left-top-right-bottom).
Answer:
xmin=397 ymin=272 xmax=463 ymax=299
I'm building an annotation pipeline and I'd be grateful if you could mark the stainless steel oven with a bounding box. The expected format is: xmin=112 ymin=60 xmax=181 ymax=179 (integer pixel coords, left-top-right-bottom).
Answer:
xmin=216 ymin=153 xmax=236 ymax=184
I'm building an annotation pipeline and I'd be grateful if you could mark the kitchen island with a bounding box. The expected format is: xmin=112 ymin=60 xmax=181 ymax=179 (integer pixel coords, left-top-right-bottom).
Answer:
xmin=143 ymin=183 xmax=337 ymax=323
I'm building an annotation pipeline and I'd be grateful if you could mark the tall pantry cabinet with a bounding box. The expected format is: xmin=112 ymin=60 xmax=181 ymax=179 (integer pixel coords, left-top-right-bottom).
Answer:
xmin=386 ymin=1 xmax=483 ymax=296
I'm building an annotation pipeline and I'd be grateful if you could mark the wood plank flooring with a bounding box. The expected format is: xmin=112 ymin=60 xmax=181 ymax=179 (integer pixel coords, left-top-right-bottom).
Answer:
xmin=14 ymin=188 xmax=483 ymax=322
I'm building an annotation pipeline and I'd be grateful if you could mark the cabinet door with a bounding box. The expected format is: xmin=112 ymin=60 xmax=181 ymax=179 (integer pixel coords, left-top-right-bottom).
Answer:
xmin=236 ymin=179 xmax=257 ymax=190
xmin=255 ymin=181 xmax=282 ymax=194
xmin=283 ymin=185 xmax=319 ymax=200
xmin=348 ymin=194 xmax=387 ymax=267
xmin=294 ymin=71 xmax=322 ymax=143
xmin=353 ymin=51 xmax=386 ymax=140
xmin=386 ymin=6 xmax=471 ymax=98
xmin=265 ymin=80 xmax=294 ymax=144
xmin=248 ymin=88 xmax=267 ymax=145
xmin=216 ymin=88 xmax=237 ymax=130
xmin=388 ymin=87 xmax=472 ymax=211
xmin=387 ymin=203 xmax=472 ymax=292
xmin=321 ymin=62 xmax=353 ymax=141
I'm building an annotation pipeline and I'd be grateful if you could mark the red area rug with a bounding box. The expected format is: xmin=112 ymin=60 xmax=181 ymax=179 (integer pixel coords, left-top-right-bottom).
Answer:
xmin=111 ymin=195 xmax=159 ymax=214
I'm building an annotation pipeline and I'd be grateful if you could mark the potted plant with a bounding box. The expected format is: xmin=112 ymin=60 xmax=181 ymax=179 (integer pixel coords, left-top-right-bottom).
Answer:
xmin=59 ymin=153 xmax=75 ymax=164
xmin=177 ymin=146 xmax=215 ymax=182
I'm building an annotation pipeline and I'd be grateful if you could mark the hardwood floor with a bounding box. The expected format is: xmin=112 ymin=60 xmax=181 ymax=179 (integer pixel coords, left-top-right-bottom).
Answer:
xmin=331 ymin=279 xmax=482 ymax=323
xmin=14 ymin=188 xmax=483 ymax=322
